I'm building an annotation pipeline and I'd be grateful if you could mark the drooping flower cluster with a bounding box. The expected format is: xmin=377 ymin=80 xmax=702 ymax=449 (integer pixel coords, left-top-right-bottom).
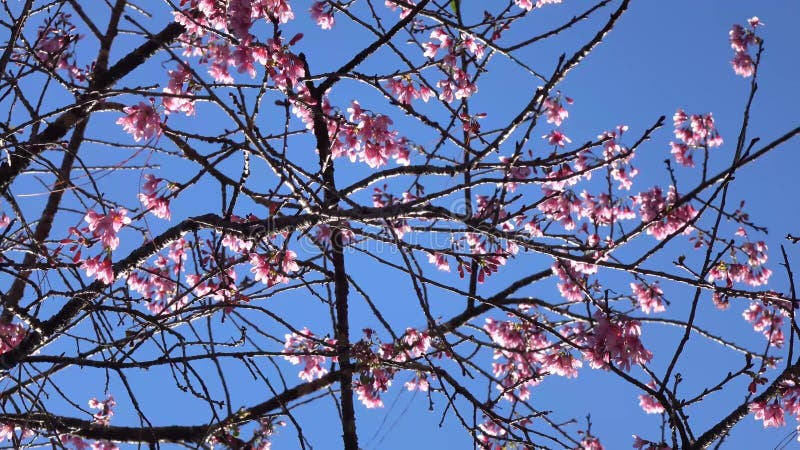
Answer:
xmin=580 ymin=311 xmax=652 ymax=372
xmin=485 ymin=316 xmax=583 ymax=402
xmin=138 ymin=174 xmax=171 ymax=220
xmin=552 ymin=258 xmax=597 ymax=303
xmin=749 ymin=379 xmax=800 ymax=433
xmin=422 ymin=28 xmax=481 ymax=103
xmin=329 ymin=100 xmax=412 ymax=168
xmin=162 ymin=63 xmax=195 ymax=116
xmin=29 ymin=13 xmax=84 ymax=80
xmin=630 ymin=282 xmax=666 ymax=314
xmin=116 ymin=102 xmax=162 ymax=142
xmin=514 ymin=0 xmax=563 ymax=12
xmin=638 ymin=380 xmax=665 ymax=414
xmin=310 ymin=2 xmax=335 ymax=29
xmin=729 ymin=17 xmax=761 ymax=78
xmin=742 ymin=302 xmax=785 ymax=348
xmin=633 ymin=186 xmax=697 ymax=240
xmin=88 ymin=395 xmax=116 ymax=426
xmin=0 ymin=321 xmax=25 ymax=355
xmin=249 ymin=250 xmax=299 ymax=287
xmin=283 ymin=328 xmax=337 ymax=382
xmin=708 ymin=239 xmax=773 ymax=289
xmin=670 ymin=109 xmax=723 ymax=167
xmin=0 ymin=424 xmax=34 ymax=445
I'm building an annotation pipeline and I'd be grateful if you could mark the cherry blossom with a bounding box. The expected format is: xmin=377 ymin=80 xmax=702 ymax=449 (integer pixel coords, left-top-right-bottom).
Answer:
xmin=749 ymin=400 xmax=786 ymax=428
xmin=283 ymin=329 xmax=336 ymax=382
xmin=84 ymin=209 xmax=131 ymax=251
xmin=116 ymin=102 xmax=162 ymax=142
xmin=81 ymin=256 xmax=114 ymax=285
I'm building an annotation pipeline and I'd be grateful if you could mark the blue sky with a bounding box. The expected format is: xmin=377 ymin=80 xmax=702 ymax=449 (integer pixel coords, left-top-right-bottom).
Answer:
xmin=4 ymin=1 xmax=800 ymax=449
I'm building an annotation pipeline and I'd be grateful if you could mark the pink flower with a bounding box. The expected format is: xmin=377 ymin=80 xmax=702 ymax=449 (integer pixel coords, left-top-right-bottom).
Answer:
xmin=731 ymin=52 xmax=755 ymax=77
xmin=84 ymin=208 xmax=130 ymax=250
xmin=544 ymin=130 xmax=572 ymax=147
xmin=729 ymin=19 xmax=760 ymax=78
xmin=631 ymin=282 xmax=666 ymax=314
xmin=0 ymin=321 xmax=25 ymax=355
xmin=310 ymin=2 xmax=334 ymax=29
xmin=543 ymin=96 xmax=569 ymax=126
xmin=427 ymin=252 xmax=450 ymax=272
xmin=749 ymin=400 xmax=785 ymax=428
xmin=116 ymin=102 xmax=161 ymax=142
xmin=61 ymin=435 xmax=90 ymax=450
xmin=0 ymin=213 xmax=9 ymax=228
xmin=138 ymin=175 xmax=171 ymax=220
xmin=227 ymin=0 xmax=252 ymax=39
xmin=579 ymin=436 xmax=604 ymax=450
xmin=88 ymin=395 xmax=116 ymax=426
xmin=633 ymin=186 xmax=697 ymax=240
xmin=638 ymin=381 xmax=664 ymax=414
xmin=163 ymin=64 xmax=195 ymax=115
xmin=283 ymin=329 xmax=335 ymax=381
xmin=81 ymin=255 xmax=114 ymax=285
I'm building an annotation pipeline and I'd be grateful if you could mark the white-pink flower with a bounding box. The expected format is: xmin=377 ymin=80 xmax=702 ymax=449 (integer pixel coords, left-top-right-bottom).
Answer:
xmin=116 ymin=102 xmax=161 ymax=142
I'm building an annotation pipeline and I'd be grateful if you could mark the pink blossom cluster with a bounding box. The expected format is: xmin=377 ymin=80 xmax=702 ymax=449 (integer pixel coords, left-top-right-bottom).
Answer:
xmin=551 ymin=258 xmax=597 ymax=303
xmin=422 ymin=29 xmax=480 ymax=102
xmin=31 ymin=13 xmax=84 ymax=80
xmin=580 ymin=311 xmax=652 ymax=372
xmin=0 ymin=423 xmax=34 ymax=444
xmin=404 ymin=374 xmax=431 ymax=392
xmin=707 ymin=241 xmax=772 ymax=288
xmin=116 ymin=102 xmax=162 ymax=142
xmin=249 ymin=250 xmax=299 ymax=287
xmin=386 ymin=78 xmax=434 ymax=104
xmin=84 ymin=208 xmax=131 ymax=251
xmin=742 ymin=302 xmax=785 ymax=347
xmin=81 ymin=256 xmax=114 ymax=285
xmin=88 ymin=394 xmax=115 ymax=426
xmin=638 ymin=380 xmax=665 ymax=414
xmin=543 ymin=94 xmax=572 ymax=126
xmin=485 ymin=317 xmax=582 ymax=401
xmin=427 ymin=252 xmax=450 ymax=272
xmin=633 ymin=186 xmax=697 ymax=240
xmin=174 ymin=0 xmax=294 ymax=38
xmin=0 ymin=321 xmax=25 ymax=355
xmin=600 ymin=126 xmax=639 ymax=190
xmin=670 ymin=109 xmax=723 ymax=167
xmin=354 ymin=366 xmax=393 ymax=408
xmin=749 ymin=379 xmax=800 ymax=433
xmin=162 ymin=64 xmax=195 ymax=115
xmin=539 ymin=187 xmax=580 ymax=230
xmin=330 ymin=100 xmax=411 ymax=168
xmin=283 ymin=328 xmax=336 ymax=382
xmin=630 ymin=282 xmax=666 ymax=314
xmin=498 ymin=155 xmax=531 ymax=192
xmin=579 ymin=190 xmax=636 ymax=227
xmin=310 ymin=2 xmax=335 ymax=29
xmin=514 ymin=0 xmax=563 ymax=12
xmin=312 ymin=224 xmax=355 ymax=247
xmin=385 ymin=0 xmax=416 ymax=18
xmin=138 ymin=174 xmax=171 ymax=220
xmin=729 ymin=17 xmax=761 ymax=77
xmin=749 ymin=400 xmax=785 ymax=428
xmin=174 ymin=1 xmax=304 ymax=88
xmin=477 ymin=418 xmax=508 ymax=449
xmin=128 ymin=241 xmax=194 ymax=314
xmin=578 ymin=436 xmax=605 ymax=450
xmin=456 ymin=235 xmax=510 ymax=284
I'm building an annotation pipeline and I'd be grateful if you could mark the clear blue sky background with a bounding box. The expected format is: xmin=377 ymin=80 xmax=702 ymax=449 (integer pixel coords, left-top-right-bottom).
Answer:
xmin=7 ymin=1 xmax=800 ymax=449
